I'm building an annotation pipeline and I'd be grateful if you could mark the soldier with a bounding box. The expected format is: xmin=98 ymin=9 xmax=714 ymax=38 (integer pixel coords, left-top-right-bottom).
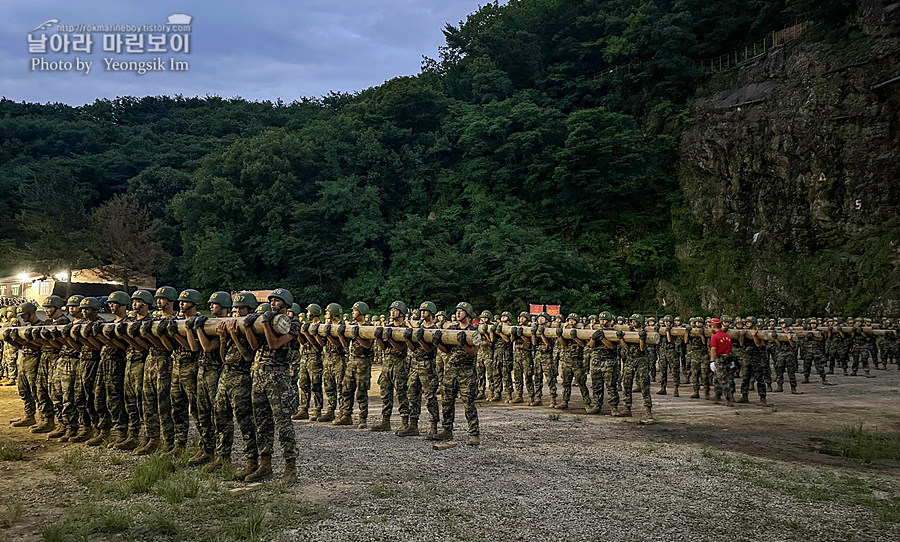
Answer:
xmin=69 ymin=298 xmax=104 ymax=442
xmin=686 ymin=318 xmax=710 ymax=399
xmin=673 ymin=315 xmax=688 ymax=383
xmin=587 ymin=312 xmax=619 ymax=415
xmin=432 ymin=302 xmax=480 ymax=446
xmin=134 ymin=286 xmax=179 ymax=455
xmin=434 ymin=310 xmax=448 ymax=385
xmin=186 ymin=291 xmax=231 ymax=466
xmin=206 ymin=291 xmax=258 ymax=479
xmin=398 ymin=301 xmax=440 ymax=437
xmin=476 ymin=310 xmax=494 ymax=401
xmin=9 ymin=303 xmax=41 ymax=428
xmin=864 ymin=318 xmax=880 ymax=370
xmin=618 ymin=315 xmax=653 ymax=422
xmin=800 ymin=319 xmax=833 ymax=386
xmin=49 ymin=296 xmax=83 ymax=441
xmin=86 ymin=291 xmax=130 ymax=447
xmin=658 ymin=315 xmax=680 ymax=396
xmin=743 ymin=316 xmax=771 ymax=405
xmin=494 ymin=311 xmax=514 ymax=401
xmin=164 ymin=289 xmax=202 ymax=455
xmin=849 ymin=318 xmax=874 ymax=377
xmin=556 ymin=313 xmax=592 ymax=411
xmin=32 ymin=295 xmax=70 ymax=434
xmin=372 ymin=300 xmax=410 ymax=432
xmin=709 ymin=318 xmax=735 ymax=406
xmin=645 ymin=316 xmax=658 ymax=384
xmin=532 ymin=312 xmax=556 ymax=407
xmin=244 ymin=287 xmax=301 ymax=483
xmin=0 ymin=307 xmax=18 ymax=387
xmin=334 ymin=301 xmax=374 ymax=429
xmin=509 ymin=311 xmax=535 ymax=404
xmin=319 ymin=303 xmax=347 ymax=423
xmin=115 ymin=290 xmax=154 ymax=450
xmin=295 ymin=303 xmax=324 ymax=421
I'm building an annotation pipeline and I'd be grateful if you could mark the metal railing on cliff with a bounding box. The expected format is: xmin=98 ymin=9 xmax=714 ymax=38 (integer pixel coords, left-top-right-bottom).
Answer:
xmin=699 ymin=21 xmax=811 ymax=73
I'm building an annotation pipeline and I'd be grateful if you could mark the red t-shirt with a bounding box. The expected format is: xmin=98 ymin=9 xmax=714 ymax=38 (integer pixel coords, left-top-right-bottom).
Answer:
xmin=710 ymin=330 xmax=732 ymax=356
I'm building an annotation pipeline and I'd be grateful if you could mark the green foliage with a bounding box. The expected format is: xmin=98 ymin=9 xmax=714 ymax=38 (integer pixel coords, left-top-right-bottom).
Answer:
xmin=0 ymin=441 xmax=26 ymax=461
xmin=821 ymin=425 xmax=900 ymax=463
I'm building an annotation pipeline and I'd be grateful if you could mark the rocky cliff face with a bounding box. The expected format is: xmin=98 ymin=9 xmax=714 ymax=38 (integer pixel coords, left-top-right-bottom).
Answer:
xmin=674 ymin=2 xmax=900 ymax=317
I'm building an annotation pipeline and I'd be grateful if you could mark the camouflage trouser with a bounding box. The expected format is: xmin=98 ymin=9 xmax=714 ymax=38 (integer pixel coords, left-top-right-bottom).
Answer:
xmin=170 ymin=360 xmax=198 ymax=446
xmin=407 ymin=357 xmax=439 ymax=424
xmin=713 ymin=354 xmax=735 ymax=402
xmin=441 ymin=362 xmax=479 ymax=437
xmin=475 ymin=346 xmax=488 ymax=397
xmin=677 ymin=345 xmax=688 ymax=382
xmin=688 ymin=349 xmax=711 ymax=393
xmin=123 ymin=359 xmax=145 ymax=438
xmin=75 ymin=356 xmax=99 ymax=428
xmin=533 ymin=349 xmax=556 ymax=401
xmin=215 ymin=366 xmax=257 ymax=461
xmin=646 ymin=346 xmax=657 ymax=381
xmin=298 ymin=353 xmax=323 ymax=412
xmin=560 ymin=354 xmax=590 ymax=406
xmin=54 ymin=355 xmax=79 ymax=430
xmin=590 ymin=355 xmax=619 ymax=410
xmin=142 ymin=351 xmax=174 ymax=443
xmin=36 ymin=351 xmax=57 ymax=419
xmin=197 ymin=365 xmax=222 ymax=454
xmin=850 ymin=343 xmax=873 ymax=372
xmin=621 ymin=355 xmax=651 ymax=410
xmin=802 ymin=348 xmax=826 ymax=380
xmin=95 ymin=357 xmax=127 ymax=432
xmin=512 ymin=348 xmax=535 ymax=400
xmin=736 ymin=349 xmax=753 ymax=397
xmin=435 ymin=351 xmax=447 ymax=390
xmin=886 ymin=341 xmax=899 ymax=366
xmin=340 ymin=355 xmax=372 ymax=420
xmin=659 ymin=346 xmax=680 ymax=388
xmin=378 ymin=352 xmax=409 ymax=419
xmin=2 ymin=345 xmax=18 ymax=382
xmin=251 ymin=364 xmax=296 ymax=461
xmin=775 ymin=351 xmax=798 ymax=388
xmin=17 ymin=351 xmax=39 ymax=417
xmin=322 ymin=352 xmax=346 ymax=415
xmin=833 ymin=343 xmax=850 ymax=370
xmin=487 ymin=349 xmax=509 ymax=398
xmin=747 ymin=350 xmax=768 ymax=398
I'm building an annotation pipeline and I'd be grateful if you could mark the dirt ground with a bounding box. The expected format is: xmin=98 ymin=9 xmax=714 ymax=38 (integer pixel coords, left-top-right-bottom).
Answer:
xmin=1 ymin=366 xmax=899 ymax=542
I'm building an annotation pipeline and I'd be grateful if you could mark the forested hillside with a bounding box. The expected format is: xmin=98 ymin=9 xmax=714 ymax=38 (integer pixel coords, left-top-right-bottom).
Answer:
xmin=3 ymin=0 xmax=896 ymax=316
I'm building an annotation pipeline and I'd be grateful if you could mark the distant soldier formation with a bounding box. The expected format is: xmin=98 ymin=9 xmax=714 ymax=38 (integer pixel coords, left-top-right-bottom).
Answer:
xmin=1 ymin=288 xmax=897 ymax=484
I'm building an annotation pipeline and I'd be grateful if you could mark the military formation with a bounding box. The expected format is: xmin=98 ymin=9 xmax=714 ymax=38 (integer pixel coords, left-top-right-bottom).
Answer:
xmin=1 ymin=290 xmax=898 ymax=484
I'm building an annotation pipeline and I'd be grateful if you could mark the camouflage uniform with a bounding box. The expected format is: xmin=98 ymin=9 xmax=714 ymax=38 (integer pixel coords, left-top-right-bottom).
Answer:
xmin=440 ymin=323 xmax=479 ymax=437
xmin=658 ymin=331 xmax=680 ymax=389
xmin=533 ymin=335 xmax=556 ymax=404
xmin=96 ymin=333 xmax=127 ymax=435
xmin=53 ymin=321 xmax=80 ymax=431
xmin=687 ymin=334 xmax=710 ymax=396
xmin=215 ymin=331 xmax=257 ymax=462
xmin=485 ymin=333 xmax=503 ymax=399
xmin=251 ymin=319 xmax=300 ymax=462
xmin=850 ymin=331 xmax=872 ymax=374
xmin=589 ymin=343 xmax=619 ymax=412
xmin=733 ymin=338 xmax=751 ymax=397
xmin=475 ymin=335 xmax=493 ymax=399
xmin=2 ymin=340 xmax=18 ymax=385
xmin=511 ymin=333 xmax=535 ymax=401
xmin=123 ymin=316 xmax=151 ymax=440
xmin=406 ymin=330 xmax=440 ymax=425
xmin=170 ymin=340 xmax=200 ymax=447
xmin=673 ymin=332 xmax=688 ymax=383
xmin=143 ymin=316 xmax=176 ymax=445
xmin=713 ymin=353 xmax=736 ymax=403
xmin=746 ymin=340 xmax=769 ymax=398
xmin=800 ymin=333 xmax=826 ymax=381
xmin=494 ymin=335 xmax=513 ymax=399
xmin=76 ymin=329 xmax=101 ymax=430
xmin=340 ymin=334 xmax=373 ymax=422
xmin=321 ymin=337 xmax=346 ymax=416
xmin=297 ymin=336 xmax=323 ymax=414
xmin=378 ymin=326 xmax=409 ymax=420
xmin=197 ymin=341 xmax=223 ymax=455
xmin=17 ymin=321 xmax=42 ymax=420
xmin=833 ymin=332 xmax=850 ymax=373
xmin=37 ymin=316 xmax=68 ymax=422
xmin=621 ymin=341 xmax=651 ymax=411
xmin=559 ymin=337 xmax=591 ymax=407
xmin=773 ymin=339 xmax=798 ymax=390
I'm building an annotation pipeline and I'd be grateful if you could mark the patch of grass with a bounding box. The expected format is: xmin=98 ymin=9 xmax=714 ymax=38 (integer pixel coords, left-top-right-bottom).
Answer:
xmin=821 ymin=425 xmax=900 ymax=463
xmin=42 ymin=503 xmax=135 ymax=541
xmin=143 ymin=509 xmax=181 ymax=537
xmin=0 ymin=500 xmax=23 ymax=528
xmin=130 ymin=453 xmax=176 ymax=493
xmin=227 ymin=504 xmax=265 ymax=541
xmin=547 ymin=413 xmax=560 ymax=421
xmin=0 ymin=441 xmax=26 ymax=461
xmin=155 ymin=469 xmax=200 ymax=504
xmin=369 ymin=481 xmax=412 ymax=499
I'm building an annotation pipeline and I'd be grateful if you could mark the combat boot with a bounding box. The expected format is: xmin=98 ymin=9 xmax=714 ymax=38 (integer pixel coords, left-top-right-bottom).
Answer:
xmin=133 ymin=438 xmax=160 ymax=456
xmin=244 ymin=455 xmax=272 ymax=482
xmin=357 ymin=417 xmax=367 ymax=430
xmin=47 ymin=425 xmax=67 ymax=439
xmin=309 ymin=409 xmax=320 ymax=422
xmin=790 ymin=385 xmax=801 ymax=394
xmin=614 ymin=407 xmax=631 ymax=417
xmin=759 ymin=397 xmax=768 ymax=406
xmin=85 ymin=429 xmax=110 ymax=446
xmin=736 ymin=394 xmax=749 ymax=404
xmin=511 ymin=393 xmax=524 ymax=404
xmin=202 ymin=456 xmax=226 ymax=474
xmin=107 ymin=430 xmax=127 ymax=448
xmin=689 ymin=391 xmax=700 ymax=399
xmin=30 ymin=417 xmax=54 ymax=434
xmin=828 ymin=368 xmax=834 ymax=375
xmin=10 ymin=415 xmax=36 ymax=428
xmin=332 ymin=414 xmax=352 ymax=426
xmin=114 ymin=435 xmax=140 ymax=451
xmin=291 ymin=408 xmax=308 ymax=421
xmin=529 ymin=397 xmax=542 ymax=407
xmin=396 ymin=419 xmax=419 ymax=437
xmin=703 ymin=389 xmax=710 ymax=400
xmin=433 ymin=429 xmax=453 ymax=441
xmin=822 ymin=377 xmax=835 ymax=386
xmin=583 ymin=401 xmax=594 ymax=414
xmin=555 ymin=401 xmax=568 ymax=410
xmin=767 ymin=382 xmax=773 ymax=391
xmin=188 ymin=449 xmax=212 ymax=466
xmin=842 ymin=368 xmax=848 ymax=376
xmin=424 ymin=421 xmax=438 ymax=440
xmin=656 ymin=385 xmax=667 ymax=395
xmin=58 ymin=427 xmax=78 ymax=443
xmin=69 ymin=426 xmax=93 ymax=443
xmin=281 ymin=458 xmax=296 ymax=484
xmin=370 ymin=416 xmax=391 ymax=432
xmin=673 ymin=386 xmax=680 ymax=397
xmin=640 ymin=407 xmax=655 ymax=424
xmin=803 ymin=375 xmax=810 ymax=384
xmin=775 ymin=383 xmax=783 ymax=392
xmin=476 ymin=391 xmax=487 ymax=400
xmin=467 ymin=435 xmax=480 ymax=446
xmin=396 ymin=415 xmax=410 ymax=433
xmin=865 ymin=370 xmax=874 ymax=378
xmin=234 ymin=458 xmax=258 ymax=481
xmin=585 ymin=404 xmax=601 ymax=414
xmin=549 ymin=398 xmax=557 ymax=409
xmin=317 ymin=409 xmax=335 ymax=423
xmin=726 ymin=397 xmax=734 ymax=407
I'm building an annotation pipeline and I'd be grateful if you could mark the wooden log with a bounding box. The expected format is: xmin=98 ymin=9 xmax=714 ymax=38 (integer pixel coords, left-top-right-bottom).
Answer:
xmin=475 ymin=323 xmax=660 ymax=345
xmin=310 ymin=323 xmax=481 ymax=347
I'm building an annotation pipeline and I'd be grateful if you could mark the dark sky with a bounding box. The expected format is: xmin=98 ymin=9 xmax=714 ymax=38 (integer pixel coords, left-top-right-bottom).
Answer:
xmin=1 ymin=0 xmax=497 ymax=106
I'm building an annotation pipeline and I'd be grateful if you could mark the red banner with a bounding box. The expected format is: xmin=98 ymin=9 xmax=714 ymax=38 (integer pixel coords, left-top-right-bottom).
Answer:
xmin=529 ymin=304 xmax=543 ymax=314
xmin=546 ymin=305 xmax=560 ymax=316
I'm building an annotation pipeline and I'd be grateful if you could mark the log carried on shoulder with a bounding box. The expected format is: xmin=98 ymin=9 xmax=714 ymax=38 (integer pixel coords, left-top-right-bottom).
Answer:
xmin=309 ymin=323 xmax=481 ymax=347
xmin=476 ymin=323 xmax=661 ymax=345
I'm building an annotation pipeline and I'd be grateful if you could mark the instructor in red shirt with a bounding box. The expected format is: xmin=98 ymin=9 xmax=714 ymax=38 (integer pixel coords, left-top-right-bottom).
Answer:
xmin=709 ymin=318 xmax=735 ymax=406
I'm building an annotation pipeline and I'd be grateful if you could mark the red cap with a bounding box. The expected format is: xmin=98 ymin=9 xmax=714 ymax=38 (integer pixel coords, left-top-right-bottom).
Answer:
xmin=710 ymin=318 xmax=722 ymax=326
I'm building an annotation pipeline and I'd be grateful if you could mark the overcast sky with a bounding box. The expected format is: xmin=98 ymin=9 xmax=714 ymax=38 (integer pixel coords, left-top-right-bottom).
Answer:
xmin=0 ymin=0 xmax=496 ymax=106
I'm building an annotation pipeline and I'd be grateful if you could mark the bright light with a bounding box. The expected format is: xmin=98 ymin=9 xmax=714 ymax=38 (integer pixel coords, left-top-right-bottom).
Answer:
xmin=16 ymin=273 xmax=29 ymax=282
xmin=55 ymin=271 xmax=68 ymax=282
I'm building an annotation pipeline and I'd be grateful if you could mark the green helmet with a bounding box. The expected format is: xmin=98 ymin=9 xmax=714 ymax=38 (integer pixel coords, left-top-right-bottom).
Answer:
xmin=66 ymin=295 xmax=84 ymax=307
xmin=41 ymin=295 xmax=65 ymax=310
xmin=389 ymin=300 xmax=408 ymax=313
xmin=588 ymin=314 xmax=598 ymax=322
xmin=79 ymin=297 xmax=101 ymax=310
xmin=455 ymin=302 xmax=475 ymax=318
xmin=256 ymin=302 xmax=271 ymax=314
xmin=599 ymin=311 xmax=613 ymax=321
xmin=567 ymin=313 xmax=579 ymax=322
xmin=325 ymin=303 xmax=342 ymax=317
xmin=630 ymin=314 xmax=645 ymax=327
xmin=131 ymin=289 xmax=155 ymax=305
xmin=479 ymin=309 xmax=493 ymax=321
xmin=519 ymin=311 xmax=530 ymax=320
xmin=233 ymin=291 xmax=259 ymax=310
xmin=306 ymin=303 xmax=322 ymax=317
xmin=352 ymin=301 xmax=369 ymax=315
xmin=500 ymin=311 xmax=512 ymax=320
xmin=178 ymin=289 xmax=202 ymax=306
xmin=289 ymin=303 xmax=303 ymax=315
xmin=17 ymin=302 xmax=37 ymax=315
xmin=420 ymin=301 xmax=437 ymax=315
xmin=782 ymin=317 xmax=794 ymax=326
xmin=268 ymin=288 xmax=293 ymax=307
xmin=412 ymin=309 xmax=421 ymax=319
xmin=107 ymin=291 xmax=131 ymax=307
xmin=745 ymin=316 xmax=758 ymax=326
xmin=435 ymin=310 xmax=447 ymax=319
xmin=208 ymin=291 xmax=233 ymax=308
xmin=155 ymin=286 xmax=178 ymax=302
